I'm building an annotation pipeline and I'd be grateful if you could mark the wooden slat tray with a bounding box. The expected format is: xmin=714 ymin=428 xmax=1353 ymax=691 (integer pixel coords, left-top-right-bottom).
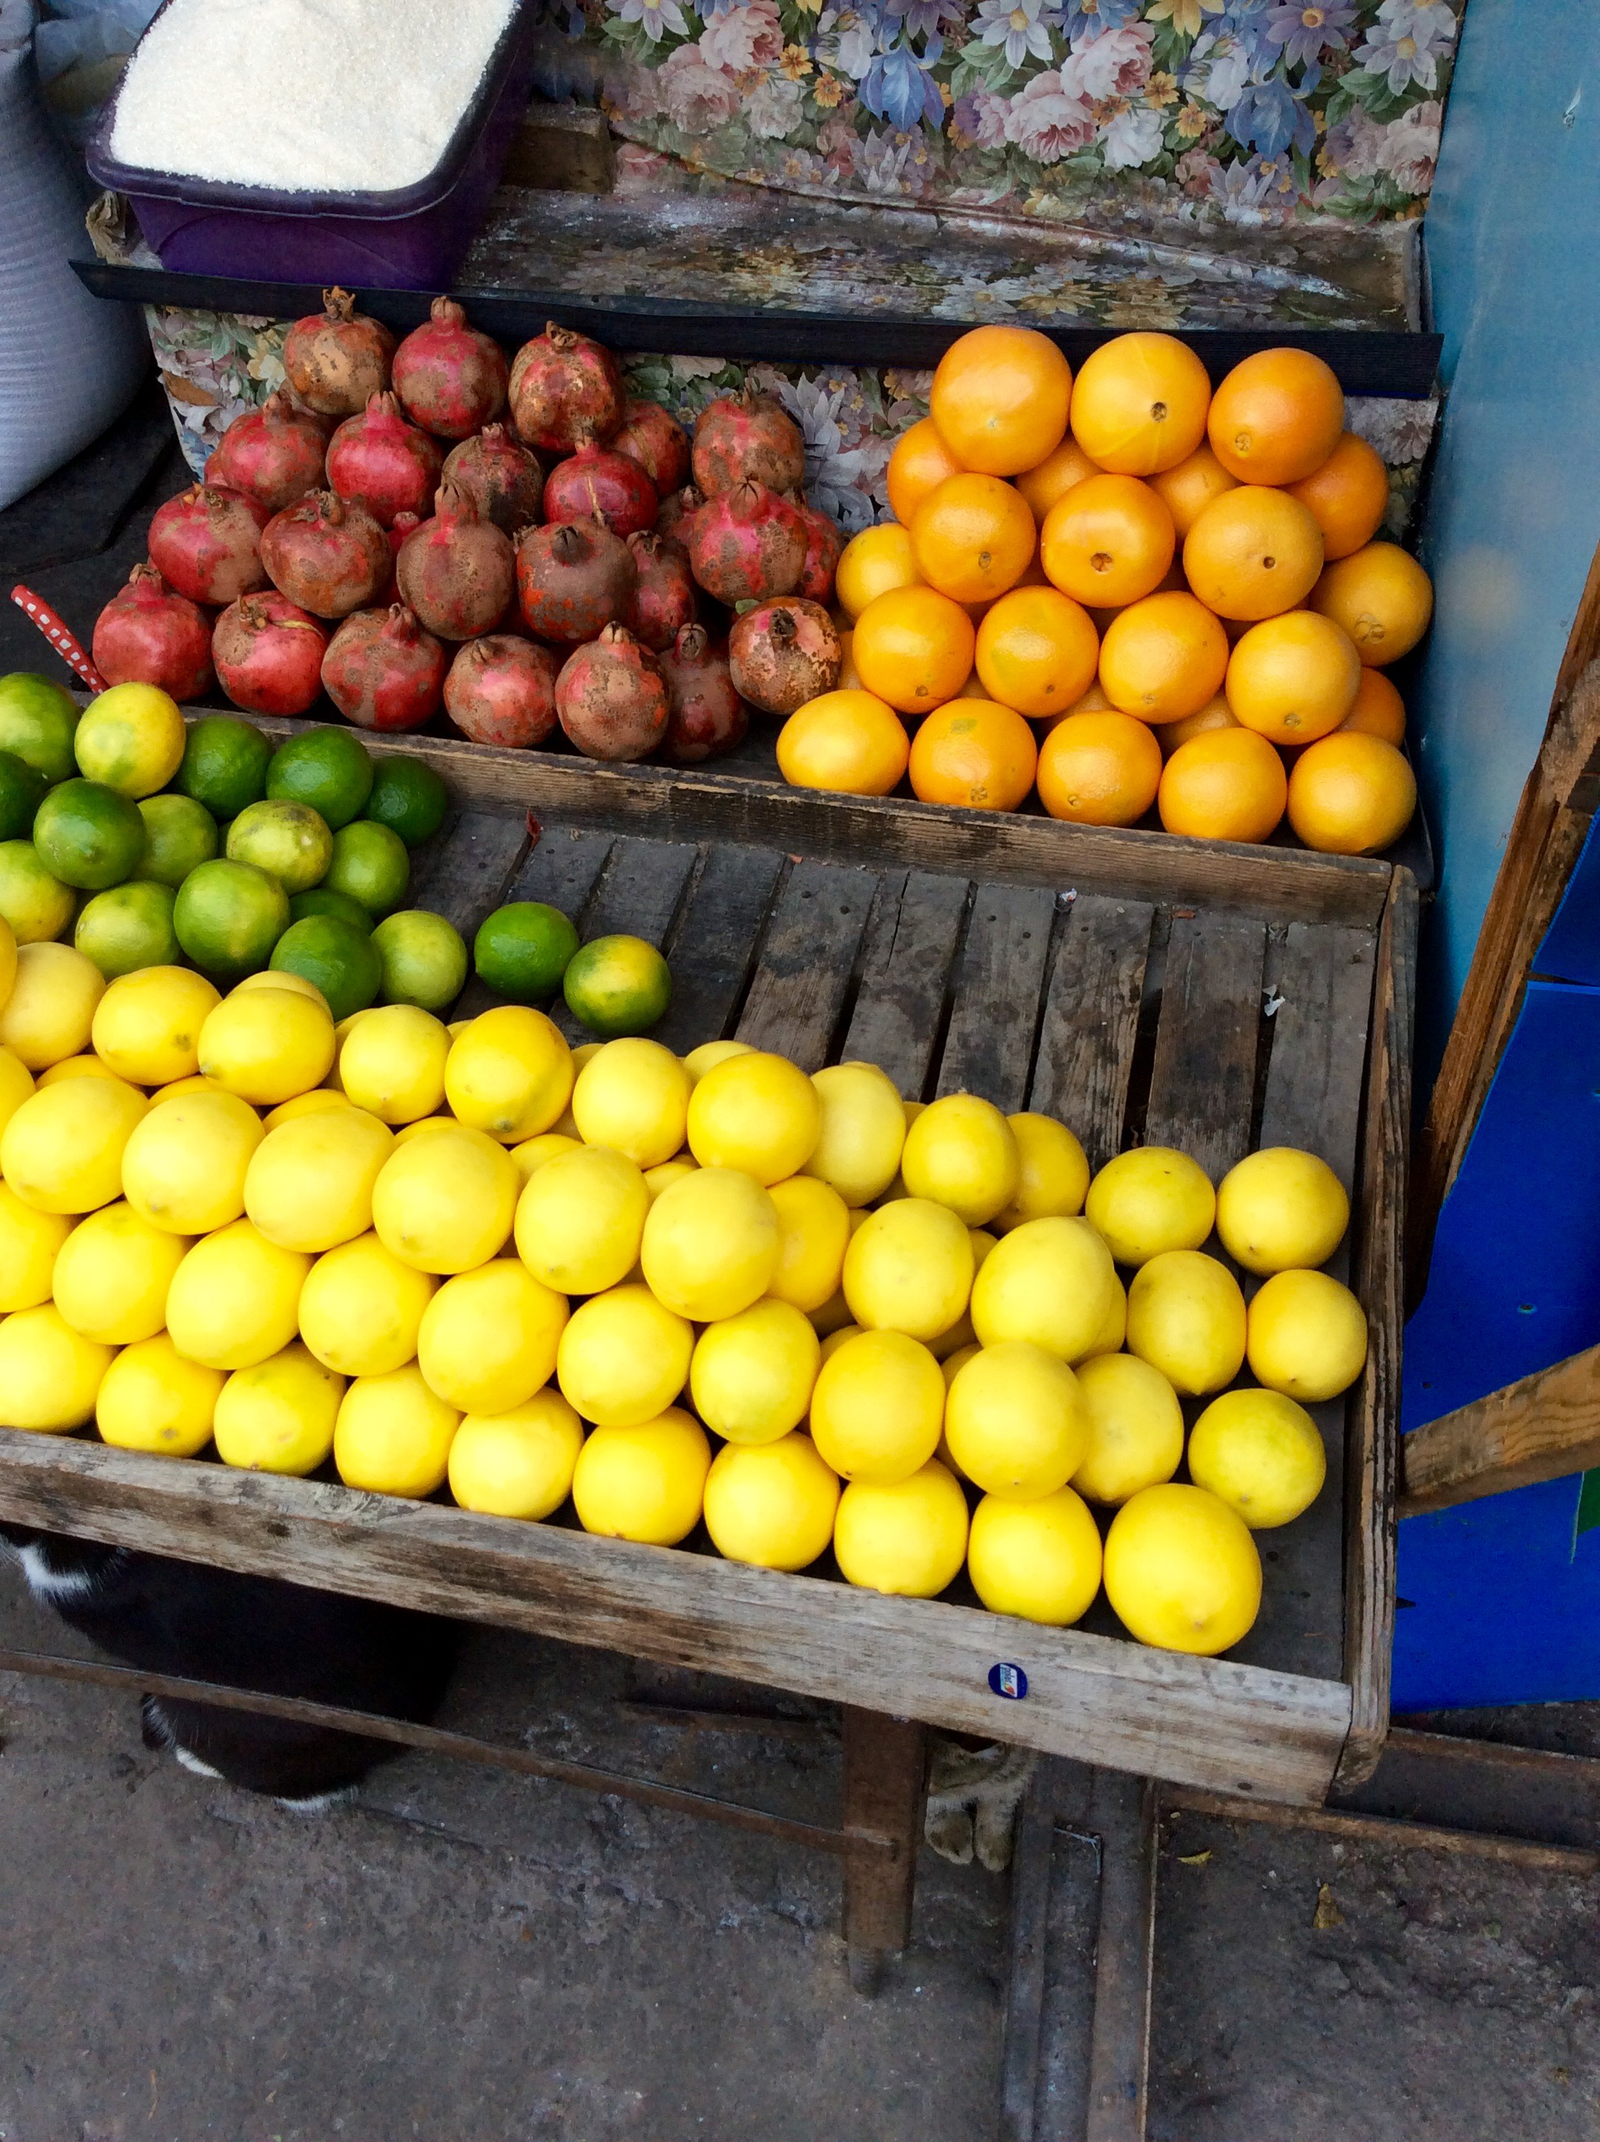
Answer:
xmin=0 ymin=726 xmax=1415 ymax=1806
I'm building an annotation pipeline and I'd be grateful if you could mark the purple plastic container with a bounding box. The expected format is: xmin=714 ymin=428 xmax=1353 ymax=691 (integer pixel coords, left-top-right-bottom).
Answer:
xmin=87 ymin=0 xmax=536 ymax=290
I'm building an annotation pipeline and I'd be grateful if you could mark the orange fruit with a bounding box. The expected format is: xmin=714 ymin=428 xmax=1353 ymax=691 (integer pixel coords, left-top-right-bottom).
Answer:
xmin=1016 ymin=436 xmax=1101 ymax=522
xmin=1183 ymin=487 xmax=1324 ymax=622
xmin=837 ymin=630 xmax=864 ymax=691
xmin=974 ymin=585 xmax=1099 ymax=718
xmin=1041 ymin=474 xmax=1175 ymax=610
xmin=1158 ymin=727 xmax=1287 ymax=844
xmin=909 ymin=699 xmax=1037 ymax=812
xmin=1339 ymin=666 xmax=1405 ymax=745
xmin=887 ymin=417 xmax=965 ymax=525
xmin=1068 ymin=332 xmax=1212 ymax=477
xmin=1206 ymin=347 xmax=1345 ymax=486
xmin=776 ymin=690 xmax=910 ymax=797
xmin=1155 ymin=694 xmax=1238 ymax=755
xmin=1286 ymin=431 xmax=1389 ymax=560
xmin=1041 ymin=679 xmax=1113 ymax=736
xmin=836 ymin=523 xmax=921 ymax=621
xmin=852 ymin=585 xmax=976 ymax=714
xmin=1037 ymin=712 xmax=1162 ymax=827
xmin=1225 ymin=611 xmax=1361 ymax=744
xmin=956 ymin=667 xmax=993 ymax=701
xmin=1286 ymin=732 xmax=1417 ymax=855
xmin=1149 ymin=444 xmax=1238 ymax=537
xmin=1099 ymin=591 xmax=1229 ymax=724
xmin=930 ymin=325 xmax=1073 ymax=477
xmin=1311 ymin=541 xmax=1434 ymax=666
xmin=910 ymin=474 xmax=1037 ymax=604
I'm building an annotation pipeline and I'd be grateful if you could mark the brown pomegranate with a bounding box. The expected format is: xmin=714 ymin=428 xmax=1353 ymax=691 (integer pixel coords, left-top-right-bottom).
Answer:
xmin=444 ymin=635 xmax=560 ymax=749
xmin=442 ymin=423 xmax=544 ymax=535
xmin=212 ymin=592 xmax=329 ymax=716
xmin=611 ymin=398 xmax=691 ymax=495
xmin=624 ymin=532 xmax=697 ymax=652
xmin=209 ymin=389 xmax=327 ymax=515
xmin=260 ymin=490 xmax=390 ymax=618
xmin=321 ymin=605 xmax=447 ymax=731
xmin=148 ymin=484 xmax=270 ymax=606
xmin=790 ymin=495 xmax=844 ymax=605
xmin=395 ymin=482 xmax=515 ymax=641
xmin=659 ymin=624 xmax=747 ymax=763
xmin=325 ymin=392 xmax=442 ymax=527
xmin=508 ymin=322 xmax=623 ymax=453
xmin=729 ymin=598 xmax=842 ymax=716
xmin=379 ymin=510 xmax=422 ymax=605
xmin=516 ymin=519 xmax=636 ymax=644
xmin=91 ymin=563 xmax=214 ymax=701
xmin=688 ymin=481 xmax=807 ymax=605
xmin=543 ymin=440 xmax=658 ymax=539
xmin=656 ymin=485 xmax=704 ymax=546
xmin=392 ymin=296 xmax=509 ymax=441
xmin=692 ymin=386 xmax=806 ymax=499
xmin=282 ymin=288 xmax=395 ymax=417
xmin=556 ymin=623 xmax=669 ymax=762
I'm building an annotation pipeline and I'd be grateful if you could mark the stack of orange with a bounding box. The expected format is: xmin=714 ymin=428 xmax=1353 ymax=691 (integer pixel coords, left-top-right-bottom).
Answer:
xmin=774 ymin=327 xmax=1431 ymax=856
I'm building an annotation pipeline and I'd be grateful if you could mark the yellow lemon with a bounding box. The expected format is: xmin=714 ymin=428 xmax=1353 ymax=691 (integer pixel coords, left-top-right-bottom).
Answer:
xmin=1188 ymin=1387 xmax=1327 ymax=1528
xmin=809 ymin=1327 xmax=944 ymax=1483
xmin=73 ymin=679 xmax=186 ymax=797
xmin=945 ymin=1340 xmax=1089 ymax=1498
xmin=940 ymin=1340 xmax=980 ymax=1394
xmin=900 ymin=1092 xmax=1020 ymax=1225
xmin=1084 ymin=1271 xmax=1128 ymax=1358
xmin=1215 ymin=1146 xmax=1351 ymax=1275
xmin=0 ymin=1044 xmax=33 ymax=1137
xmin=0 ymin=1303 xmax=114 ymax=1430
xmin=835 ymin=521 xmax=922 ymax=620
xmin=120 ymin=1088 xmax=262 ymax=1234
xmin=833 ymin=1460 xmax=969 ymax=1596
xmin=686 ymin=1050 xmax=820 ymax=1185
xmin=232 ymin=968 xmax=330 ymax=1015
xmin=165 ymin=1218 xmax=310 ymax=1371
xmin=804 ymin=1062 xmax=906 ymax=1205
xmin=1085 ymin=1147 xmax=1216 ymax=1265
xmin=571 ymin=1037 xmax=690 ymax=1168
xmin=91 ymin=965 xmax=220 ymax=1086
xmin=0 ymin=911 xmax=13 ymax=1008
xmin=810 ymin=1287 xmax=855 ymax=1338
xmin=925 ymin=1226 xmax=996 ymax=1362
xmin=557 ymin=1284 xmax=693 ymax=1427
xmin=0 ymin=1182 xmax=72 ymax=1309
xmin=822 ymin=1321 xmax=863 ymax=1364
xmin=0 ymin=942 xmax=105 ymax=1070
xmin=510 ymin=1130 xmax=582 ymax=1184
xmin=843 ymin=1198 xmax=974 ymax=1342
xmin=513 ymin=1145 xmax=648 ymax=1296
xmin=50 ymin=1199 xmax=188 ymax=1343
xmin=447 ymin=1390 xmax=585 ymax=1519
xmin=144 ymin=1074 xmax=230 ymax=1106
xmin=262 ymin=1089 xmax=353 ymax=1129
xmin=96 ymin=1333 xmax=223 ymax=1457
xmin=243 ymin=1106 xmax=393 ymax=1255
xmin=445 ymin=1005 xmax=573 ymax=1142
xmin=766 ymin=1174 xmax=850 ymax=1313
xmin=690 ymin=1298 xmax=820 ymax=1445
xmin=1 ymin=1074 xmax=145 ymax=1214
xmin=641 ymin=1167 xmax=780 ymax=1321
xmin=392 ymin=1116 xmax=453 ymax=1145
xmin=970 ymin=1215 xmax=1117 ymax=1362
xmin=371 ymin=1123 xmax=518 ymax=1274
xmin=1103 ymin=1482 xmax=1261 ymax=1654
xmin=571 ymin=1406 xmax=711 ymax=1545
xmin=334 ymin=1365 xmax=460 ymax=1497
xmin=643 ymin=1157 xmax=697 ymax=1199
xmin=703 ymin=1433 xmax=841 ymax=1570
xmin=298 ymin=1231 xmax=436 ymax=1377
xmin=198 ymin=986 xmax=335 ymax=1107
xmin=36 ymin=1054 xmax=123 ymax=1086
xmin=967 ymin=1487 xmax=1103 ymax=1625
xmin=417 ymin=1257 xmax=568 ymax=1414
xmin=1125 ymin=1248 xmax=1245 ymax=1395
xmin=339 ymin=1004 xmax=449 ymax=1123
xmin=996 ymin=1113 xmax=1090 ymax=1229
xmin=682 ymin=1038 xmax=754 ymax=1086
xmin=1071 ymin=1352 xmax=1184 ymax=1504
xmin=1246 ymin=1268 xmax=1367 ymax=1401
xmin=213 ymin=1342 xmax=345 ymax=1475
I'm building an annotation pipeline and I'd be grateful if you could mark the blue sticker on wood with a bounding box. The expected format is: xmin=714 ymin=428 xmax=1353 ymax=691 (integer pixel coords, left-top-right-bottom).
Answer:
xmin=988 ymin=1663 xmax=1027 ymax=1700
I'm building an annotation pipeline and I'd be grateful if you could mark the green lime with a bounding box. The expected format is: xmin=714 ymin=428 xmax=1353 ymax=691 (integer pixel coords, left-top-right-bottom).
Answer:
xmin=177 ymin=714 xmax=273 ymax=820
xmin=74 ymin=682 xmax=187 ymax=799
xmin=32 ymin=778 xmax=147 ymax=891
xmin=138 ymin=792 xmax=219 ymax=888
xmin=225 ymin=798 xmax=333 ymax=894
xmin=173 ymin=857 xmax=291 ymax=980
xmin=323 ymin=819 xmax=410 ymax=918
xmin=270 ymin=914 xmax=383 ymax=1023
xmin=364 ymin=756 xmax=448 ymax=847
xmin=0 ymin=749 xmax=46 ymax=841
xmin=73 ymin=880 xmax=180 ymax=979
xmin=290 ymin=886 xmax=372 ymax=932
xmin=0 ymin=673 xmax=81 ymax=785
xmin=562 ymin=934 xmax=673 ymax=1037
xmin=371 ymin=908 xmax=467 ymax=1012
xmin=0 ymin=839 xmax=74 ymax=943
xmin=266 ymin=728 xmax=375 ymax=830
xmin=474 ymin=901 xmax=579 ymax=1003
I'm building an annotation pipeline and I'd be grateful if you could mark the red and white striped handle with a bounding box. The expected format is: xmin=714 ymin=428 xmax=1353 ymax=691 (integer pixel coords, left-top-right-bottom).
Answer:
xmin=10 ymin=584 xmax=106 ymax=694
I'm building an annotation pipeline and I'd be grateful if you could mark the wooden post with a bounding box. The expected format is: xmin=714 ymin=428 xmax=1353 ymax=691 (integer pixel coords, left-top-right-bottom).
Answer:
xmin=1399 ymin=1339 xmax=1600 ymax=1516
xmin=1084 ymin=1771 xmax=1159 ymax=2142
xmin=840 ymin=1706 xmax=928 ymax=1995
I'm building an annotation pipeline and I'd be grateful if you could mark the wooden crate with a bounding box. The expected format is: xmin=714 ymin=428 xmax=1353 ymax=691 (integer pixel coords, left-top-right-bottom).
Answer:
xmin=0 ymin=727 xmax=1415 ymax=1808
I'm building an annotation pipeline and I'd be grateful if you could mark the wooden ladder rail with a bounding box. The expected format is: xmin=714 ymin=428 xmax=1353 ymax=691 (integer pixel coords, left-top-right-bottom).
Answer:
xmin=1398 ymin=1339 xmax=1600 ymax=1516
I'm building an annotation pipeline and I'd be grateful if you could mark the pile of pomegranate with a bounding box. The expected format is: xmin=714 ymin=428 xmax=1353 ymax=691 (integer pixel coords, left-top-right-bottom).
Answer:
xmin=92 ymin=290 xmax=848 ymax=766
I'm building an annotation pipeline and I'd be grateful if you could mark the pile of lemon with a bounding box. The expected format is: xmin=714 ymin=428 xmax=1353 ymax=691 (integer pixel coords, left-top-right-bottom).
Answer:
xmin=0 ymin=914 xmax=1366 ymax=1660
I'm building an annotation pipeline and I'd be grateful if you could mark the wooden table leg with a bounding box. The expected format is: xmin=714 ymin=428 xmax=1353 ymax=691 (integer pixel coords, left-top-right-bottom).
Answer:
xmin=841 ymin=1705 xmax=928 ymax=1995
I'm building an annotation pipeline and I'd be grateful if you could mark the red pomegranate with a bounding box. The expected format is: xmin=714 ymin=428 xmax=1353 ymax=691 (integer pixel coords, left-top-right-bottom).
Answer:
xmin=688 ymin=481 xmax=807 ymax=606
xmin=790 ymin=496 xmax=844 ymax=605
xmin=625 ymin=532 xmax=697 ymax=653
xmin=656 ymin=485 xmax=704 ymax=547
xmin=380 ymin=510 xmax=422 ymax=605
xmin=729 ymin=598 xmax=842 ymax=716
xmin=260 ymin=490 xmax=390 ymax=618
xmin=325 ymin=392 xmax=443 ymax=528
xmin=392 ymin=296 xmax=509 ymax=440
xmin=543 ymin=440 xmax=658 ymax=539
xmin=442 ymin=424 xmax=544 ymax=535
xmin=395 ymin=482 xmax=515 ymax=641
xmin=208 ymin=389 xmax=327 ymax=516
xmin=659 ymin=625 xmax=747 ymax=763
xmin=212 ymin=592 xmax=329 ymax=716
xmin=444 ymin=635 xmax=560 ymax=749
xmin=148 ymin=484 xmax=270 ymax=607
xmin=282 ymin=288 xmax=395 ymax=417
xmin=508 ymin=323 xmax=623 ymax=454
xmin=611 ymin=398 xmax=691 ymax=495
xmin=516 ymin=519 xmax=636 ymax=644
xmin=91 ymin=563 xmax=214 ymax=701
xmin=321 ymin=606 xmax=447 ymax=731
xmin=692 ymin=387 xmax=806 ymax=499
xmin=556 ymin=623 xmax=669 ymax=762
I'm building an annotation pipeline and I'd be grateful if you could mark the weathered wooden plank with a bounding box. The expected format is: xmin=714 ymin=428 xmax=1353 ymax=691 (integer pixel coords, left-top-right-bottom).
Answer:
xmin=1143 ymin=913 xmax=1266 ymax=1183
xmin=1399 ymin=1340 xmax=1600 ymax=1516
xmin=1084 ymin=1771 xmax=1158 ymax=2142
xmin=997 ymin=1766 xmax=1058 ymax=2142
xmin=1030 ymin=895 xmax=1155 ymax=1174
xmin=736 ymin=859 xmax=875 ymax=1069
xmin=449 ymin=822 xmax=615 ymax=1020
xmin=412 ymin=809 xmax=530 ymax=943
xmin=653 ymin=842 xmax=787 ymax=1055
xmin=937 ymin=882 xmax=1057 ymax=1110
xmin=841 ymin=1709 xmax=928 ymax=1993
xmin=1257 ymin=923 xmax=1378 ymax=1192
xmin=841 ymin=869 xmax=969 ymax=1099
xmin=548 ymin=833 xmax=699 ymax=1042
